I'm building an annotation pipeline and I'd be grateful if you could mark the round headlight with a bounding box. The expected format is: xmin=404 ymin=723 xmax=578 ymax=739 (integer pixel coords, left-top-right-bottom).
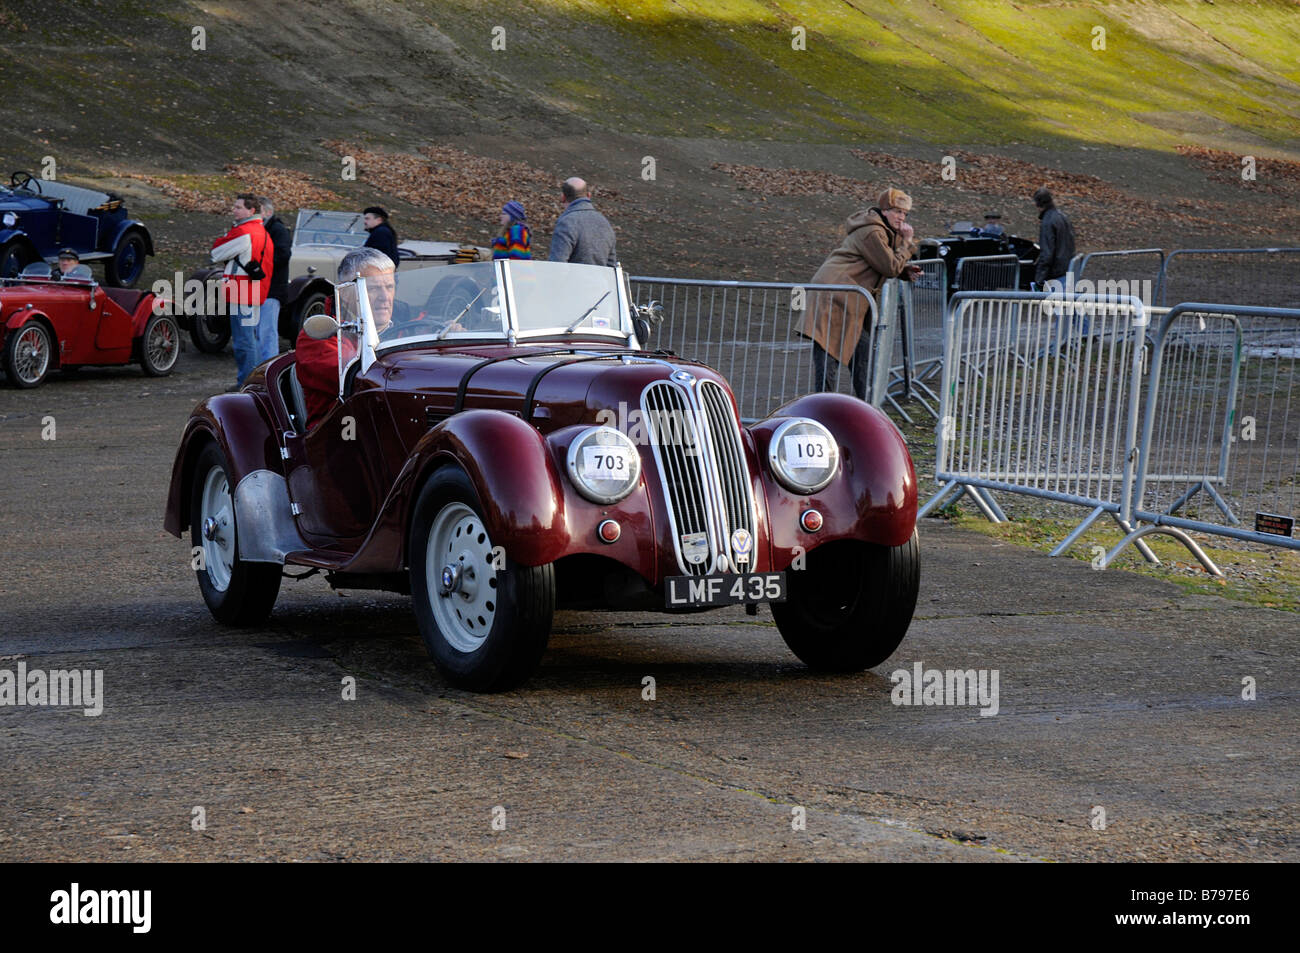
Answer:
xmin=768 ymin=418 xmax=839 ymax=494
xmin=2 ymin=212 xmax=17 ymax=228
xmin=566 ymin=426 xmax=641 ymax=504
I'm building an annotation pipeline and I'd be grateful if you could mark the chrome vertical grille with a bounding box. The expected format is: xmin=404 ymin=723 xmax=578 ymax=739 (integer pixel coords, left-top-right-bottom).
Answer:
xmin=699 ymin=380 xmax=756 ymax=548
xmin=643 ymin=380 xmax=713 ymax=575
xmin=643 ymin=375 xmax=756 ymax=576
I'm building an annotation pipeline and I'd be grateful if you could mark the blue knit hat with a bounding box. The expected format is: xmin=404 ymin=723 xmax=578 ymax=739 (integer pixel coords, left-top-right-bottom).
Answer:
xmin=502 ymin=200 xmax=527 ymax=223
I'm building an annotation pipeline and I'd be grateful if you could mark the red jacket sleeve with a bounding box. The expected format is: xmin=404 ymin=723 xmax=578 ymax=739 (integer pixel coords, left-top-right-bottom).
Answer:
xmin=294 ymin=324 xmax=358 ymax=431
xmin=294 ymin=330 xmax=340 ymax=431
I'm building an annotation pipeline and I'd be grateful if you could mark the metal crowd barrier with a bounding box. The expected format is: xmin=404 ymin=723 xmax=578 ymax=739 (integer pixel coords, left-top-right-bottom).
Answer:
xmin=1118 ymin=303 xmax=1300 ymax=558
xmin=918 ymin=291 xmax=1221 ymax=572
xmin=1070 ymin=248 xmax=1165 ymax=288
xmin=889 ymin=258 xmax=947 ymax=420
xmin=954 ymin=254 xmax=1020 ymax=292
xmin=1157 ymin=248 xmax=1300 ymax=309
xmin=627 ymin=276 xmax=885 ymax=421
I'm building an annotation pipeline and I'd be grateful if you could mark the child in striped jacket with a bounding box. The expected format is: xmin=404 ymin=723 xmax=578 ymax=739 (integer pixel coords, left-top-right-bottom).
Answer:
xmin=492 ymin=201 xmax=532 ymax=259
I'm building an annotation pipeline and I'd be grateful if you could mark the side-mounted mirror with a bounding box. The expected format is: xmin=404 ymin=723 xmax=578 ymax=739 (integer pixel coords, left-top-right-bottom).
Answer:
xmin=302 ymin=313 xmax=340 ymax=340
xmin=633 ymin=299 xmax=663 ymax=346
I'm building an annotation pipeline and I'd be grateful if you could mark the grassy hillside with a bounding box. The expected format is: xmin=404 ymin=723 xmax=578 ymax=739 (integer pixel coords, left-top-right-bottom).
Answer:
xmin=418 ymin=0 xmax=1300 ymax=152
xmin=2 ymin=0 xmax=1298 ymax=172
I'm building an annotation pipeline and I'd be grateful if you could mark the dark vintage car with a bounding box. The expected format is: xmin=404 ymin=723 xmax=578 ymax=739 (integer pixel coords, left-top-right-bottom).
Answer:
xmin=915 ymin=215 xmax=1040 ymax=293
xmin=163 ymin=260 xmax=919 ymax=691
xmin=1 ymin=263 xmax=178 ymax=387
xmin=1 ymin=171 xmax=154 ymax=287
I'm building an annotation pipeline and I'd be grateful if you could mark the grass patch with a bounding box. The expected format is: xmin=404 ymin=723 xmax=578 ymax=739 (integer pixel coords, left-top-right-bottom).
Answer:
xmin=941 ymin=508 xmax=1300 ymax=612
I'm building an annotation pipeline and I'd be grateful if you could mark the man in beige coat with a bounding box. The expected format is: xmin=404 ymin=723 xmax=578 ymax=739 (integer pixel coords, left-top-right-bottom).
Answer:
xmin=802 ymin=187 xmax=921 ymax=399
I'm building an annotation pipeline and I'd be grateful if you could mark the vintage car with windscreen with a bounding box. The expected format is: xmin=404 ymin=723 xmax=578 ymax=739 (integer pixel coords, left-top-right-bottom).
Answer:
xmin=163 ymin=257 xmax=919 ymax=691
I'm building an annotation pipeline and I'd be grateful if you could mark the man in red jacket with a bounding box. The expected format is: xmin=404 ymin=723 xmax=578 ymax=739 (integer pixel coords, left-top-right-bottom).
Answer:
xmin=212 ymin=193 xmax=276 ymax=387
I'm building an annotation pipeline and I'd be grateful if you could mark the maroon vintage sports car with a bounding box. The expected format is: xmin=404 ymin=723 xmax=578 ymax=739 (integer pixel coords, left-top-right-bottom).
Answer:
xmin=163 ymin=260 xmax=918 ymax=691
xmin=1 ymin=262 xmax=178 ymax=387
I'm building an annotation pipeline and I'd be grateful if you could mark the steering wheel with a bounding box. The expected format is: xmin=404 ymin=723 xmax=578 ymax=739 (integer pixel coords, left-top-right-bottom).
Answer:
xmin=379 ymin=301 xmax=442 ymax=338
xmin=9 ymin=171 xmax=40 ymax=194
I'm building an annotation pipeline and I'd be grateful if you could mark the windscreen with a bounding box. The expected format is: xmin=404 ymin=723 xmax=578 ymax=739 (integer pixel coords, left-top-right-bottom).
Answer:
xmin=506 ymin=261 xmax=628 ymax=338
xmin=375 ymin=262 xmax=504 ymax=348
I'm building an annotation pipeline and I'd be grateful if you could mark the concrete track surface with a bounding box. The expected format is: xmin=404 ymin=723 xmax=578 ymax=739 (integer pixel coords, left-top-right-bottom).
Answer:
xmin=0 ymin=350 xmax=1294 ymax=862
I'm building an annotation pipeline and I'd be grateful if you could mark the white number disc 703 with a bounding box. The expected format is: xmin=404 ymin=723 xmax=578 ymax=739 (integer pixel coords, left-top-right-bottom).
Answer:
xmin=584 ymin=446 xmax=629 ymax=480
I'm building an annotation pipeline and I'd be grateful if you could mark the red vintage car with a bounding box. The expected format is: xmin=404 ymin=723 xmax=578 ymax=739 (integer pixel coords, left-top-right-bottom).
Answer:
xmin=1 ymin=263 xmax=178 ymax=387
xmin=163 ymin=260 xmax=918 ymax=691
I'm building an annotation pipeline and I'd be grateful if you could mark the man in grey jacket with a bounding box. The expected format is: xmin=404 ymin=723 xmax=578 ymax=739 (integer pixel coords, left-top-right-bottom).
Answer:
xmin=548 ymin=177 xmax=617 ymax=266
xmin=1033 ymin=187 xmax=1076 ymax=286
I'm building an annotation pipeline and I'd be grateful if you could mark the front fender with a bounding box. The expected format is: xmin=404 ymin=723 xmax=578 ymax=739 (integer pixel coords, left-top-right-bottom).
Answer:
xmin=5 ymin=305 xmax=50 ymax=332
xmin=162 ymin=392 xmax=282 ymax=537
xmin=345 ymin=410 xmax=568 ymax=574
xmin=753 ymin=393 xmax=916 ymax=569
xmin=0 ymin=230 xmax=38 ymax=258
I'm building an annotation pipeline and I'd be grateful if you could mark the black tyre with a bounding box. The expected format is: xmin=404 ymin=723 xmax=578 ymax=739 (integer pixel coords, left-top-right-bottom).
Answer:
xmin=189 ymin=308 xmax=231 ymax=353
xmin=3 ymin=319 xmax=53 ymax=388
xmin=0 ymin=240 xmax=32 ymax=279
xmin=772 ymin=530 xmax=919 ymax=671
xmin=139 ymin=312 xmax=180 ymax=376
xmin=190 ymin=442 xmax=282 ymax=625
xmin=290 ymin=289 xmax=330 ymax=342
xmin=105 ymin=230 xmax=147 ymax=287
xmin=409 ymin=465 xmax=554 ymax=692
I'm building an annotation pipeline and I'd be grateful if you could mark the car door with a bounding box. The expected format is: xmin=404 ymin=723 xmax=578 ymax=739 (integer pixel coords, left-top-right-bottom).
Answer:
xmin=283 ymin=369 xmax=392 ymax=543
xmin=92 ymin=285 xmax=135 ymax=353
xmin=45 ymin=283 xmax=103 ymax=365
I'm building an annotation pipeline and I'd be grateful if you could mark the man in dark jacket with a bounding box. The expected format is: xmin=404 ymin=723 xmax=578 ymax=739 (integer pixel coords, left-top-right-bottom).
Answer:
xmin=548 ymin=178 xmax=617 ymax=266
xmin=259 ymin=196 xmax=292 ymax=343
xmin=1033 ymin=187 xmax=1076 ymax=286
xmin=363 ymin=206 xmax=400 ymax=268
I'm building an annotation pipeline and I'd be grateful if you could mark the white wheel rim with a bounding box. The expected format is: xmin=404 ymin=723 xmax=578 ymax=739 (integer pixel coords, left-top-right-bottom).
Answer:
xmin=199 ymin=465 xmax=236 ymax=592
xmin=426 ymin=502 xmax=498 ymax=653
xmin=13 ymin=325 xmax=49 ymax=383
xmin=147 ymin=318 xmax=178 ymax=371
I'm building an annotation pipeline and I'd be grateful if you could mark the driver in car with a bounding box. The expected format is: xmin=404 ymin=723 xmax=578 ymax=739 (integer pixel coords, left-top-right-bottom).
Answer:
xmin=296 ymin=247 xmax=482 ymax=431
xmin=295 ymin=247 xmax=396 ymax=431
xmin=54 ymin=248 xmax=82 ymax=278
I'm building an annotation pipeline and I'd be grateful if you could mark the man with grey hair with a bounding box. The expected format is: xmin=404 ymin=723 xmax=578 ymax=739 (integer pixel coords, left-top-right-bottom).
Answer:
xmin=294 ymin=246 xmax=397 ymax=430
xmin=259 ymin=196 xmax=292 ymax=348
xmin=548 ymin=176 xmax=617 ymax=266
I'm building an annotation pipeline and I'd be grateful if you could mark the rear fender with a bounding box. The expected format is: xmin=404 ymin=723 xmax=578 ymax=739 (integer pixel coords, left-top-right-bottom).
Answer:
xmin=286 ymin=275 xmax=331 ymax=306
xmin=106 ymin=220 xmax=154 ymax=257
xmin=753 ymin=392 xmax=916 ymax=569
